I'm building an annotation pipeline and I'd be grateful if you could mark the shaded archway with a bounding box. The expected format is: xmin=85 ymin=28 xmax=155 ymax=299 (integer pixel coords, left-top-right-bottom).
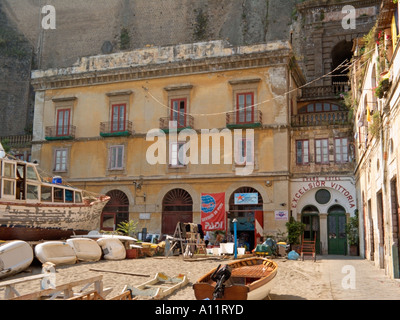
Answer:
xmin=229 ymin=186 xmax=263 ymax=251
xmin=331 ymin=40 xmax=353 ymax=83
xmin=301 ymin=205 xmax=320 ymax=254
xmin=162 ymin=188 xmax=193 ymax=235
xmin=101 ymin=190 xmax=129 ymax=231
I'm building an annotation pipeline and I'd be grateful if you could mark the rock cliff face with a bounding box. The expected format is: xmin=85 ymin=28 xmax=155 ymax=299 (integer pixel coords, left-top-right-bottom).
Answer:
xmin=0 ymin=1 xmax=33 ymax=136
xmin=0 ymin=0 xmax=379 ymax=136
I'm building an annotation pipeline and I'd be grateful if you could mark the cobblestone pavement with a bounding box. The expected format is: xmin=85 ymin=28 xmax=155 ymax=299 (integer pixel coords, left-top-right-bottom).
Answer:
xmin=319 ymin=255 xmax=400 ymax=300
xmin=270 ymin=255 xmax=400 ymax=300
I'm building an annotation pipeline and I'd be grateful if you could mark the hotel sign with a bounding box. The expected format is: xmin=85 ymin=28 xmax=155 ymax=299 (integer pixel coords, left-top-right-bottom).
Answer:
xmin=291 ymin=177 xmax=356 ymax=209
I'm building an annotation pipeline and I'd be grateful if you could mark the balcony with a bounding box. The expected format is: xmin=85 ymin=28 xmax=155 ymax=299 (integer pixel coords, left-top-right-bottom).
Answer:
xmin=226 ymin=109 xmax=262 ymax=129
xmin=291 ymin=111 xmax=350 ymax=127
xmin=300 ymin=82 xmax=350 ymax=101
xmin=160 ymin=115 xmax=194 ymax=133
xmin=45 ymin=126 xmax=76 ymax=141
xmin=100 ymin=121 xmax=134 ymax=137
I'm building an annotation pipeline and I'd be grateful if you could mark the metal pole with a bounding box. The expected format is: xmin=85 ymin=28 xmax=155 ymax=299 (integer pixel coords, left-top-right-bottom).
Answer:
xmin=233 ymin=218 xmax=238 ymax=259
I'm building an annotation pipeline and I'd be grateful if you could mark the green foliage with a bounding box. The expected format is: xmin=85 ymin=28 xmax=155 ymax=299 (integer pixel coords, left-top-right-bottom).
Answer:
xmin=193 ymin=9 xmax=208 ymax=41
xmin=368 ymin=112 xmax=381 ymax=139
xmin=346 ymin=210 xmax=359 ymax=246
xmin=0 ymin=139 xmax=11 ymax=153
xmin=116 ymin=219 xmax=138 ymax=236
xmin=120 ymin=28 xmax=130 ymax=50
xmin=285 ymin=217 xmax=305 ymax=245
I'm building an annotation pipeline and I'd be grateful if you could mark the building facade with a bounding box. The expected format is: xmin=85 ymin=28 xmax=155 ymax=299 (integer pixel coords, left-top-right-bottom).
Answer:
xmin=351 ymin=0 xmax=400 ymax=278
xmin=31 ymin=40 xmax=304 ymax=250
xmin=287 ymin=0 xmax=380 ymax=255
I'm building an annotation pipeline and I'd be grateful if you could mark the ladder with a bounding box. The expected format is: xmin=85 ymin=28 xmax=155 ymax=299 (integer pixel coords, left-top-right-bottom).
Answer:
xmin=300 ymin=233 xmax=316 ymax=262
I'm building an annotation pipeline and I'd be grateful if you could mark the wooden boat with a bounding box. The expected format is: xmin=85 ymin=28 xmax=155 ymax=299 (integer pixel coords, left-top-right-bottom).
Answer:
xmin=34 ymin=241 xmax=77 ymax=265
xmin=0 ymin=151 xmax=110 ymax=241
xmin=97 ymin=238 xmax=126 ymax=260
xmin=0 ymin=240 xmax=34 ymax=279
xmin=66 ymin=238 xmax=102 ymax=262
xmin=123 ymin=272 xmax=188 ymax=300
xmin=193 ymin=257 xmax=278 ymax=300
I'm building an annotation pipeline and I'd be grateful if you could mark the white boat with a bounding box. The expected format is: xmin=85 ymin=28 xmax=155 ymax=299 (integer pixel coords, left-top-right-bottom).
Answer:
xmin=34 ymin=241 xmax=77 ymax=265
xmin=0 ymin=150 xmax=110 ymax=241
xmin=97 ymin=238 xmax=126 ymax=260
xmin=71 ymin=231 xmax=137 ymax=242
xmin=0 ymin=240 xmax=34 ymax=279
xmin=66 ymin=238 xmax=102 ymax=262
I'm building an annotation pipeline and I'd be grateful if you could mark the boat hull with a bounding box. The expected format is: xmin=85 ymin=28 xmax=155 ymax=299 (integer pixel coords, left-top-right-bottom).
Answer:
xmin=0 ymin=225 xmax=88 ymax=241
xmin=193 ymin=257 xmax=278 ymax=300
xmin=0 ymin=240 xmax=34 ymax=279
xmin=0 ymin=197 xmax=109 ymax=241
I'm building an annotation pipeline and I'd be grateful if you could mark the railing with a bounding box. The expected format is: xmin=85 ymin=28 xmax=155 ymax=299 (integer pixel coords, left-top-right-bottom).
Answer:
xmin=0 ymin=134 xmax=32 ymax=146
xmin=226 ymin=109 xmax=263 ymax=128
xmin=160 ymin=115 xmax=194 ymax=131
xmin=301 ymin=82 xmax=350 ymax=100
xmin=100 ymin=121 xmax=133 ymax=137
xmin=291 ymin=111 xmax=350 ymax=127
xmin=45 ymin=126 xmax=76 ymax=140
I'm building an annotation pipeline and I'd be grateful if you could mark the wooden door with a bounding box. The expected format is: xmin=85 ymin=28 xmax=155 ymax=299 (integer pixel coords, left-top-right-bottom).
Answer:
xmin=328 ymin=210 xmax=347 ymax=255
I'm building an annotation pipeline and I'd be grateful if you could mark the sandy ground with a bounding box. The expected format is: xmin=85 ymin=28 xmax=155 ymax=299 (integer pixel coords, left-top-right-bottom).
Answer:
xmin=1 ymin=255 xmax=329 ymax=300
xmin=3 ymin=254 xmax=400 ymax=301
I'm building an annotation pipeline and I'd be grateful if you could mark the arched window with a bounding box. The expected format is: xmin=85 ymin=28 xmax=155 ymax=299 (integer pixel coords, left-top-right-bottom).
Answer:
xmin=101 ymin=190 xmax=129 ymax=231
xmin=162 ymin=188 xmax=193 ymax=235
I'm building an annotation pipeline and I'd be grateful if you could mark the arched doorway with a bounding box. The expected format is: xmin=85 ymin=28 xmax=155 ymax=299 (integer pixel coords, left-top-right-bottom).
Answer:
xmin=162 ymin=188 xmax=193 ymax=235
xmin=229 ymin=187 xmax=263 ymax=251
xmin=328 ymin=205 xmax=347 ymax=255
xmin=101 ymin=190 xmax=129 ymax=231
xmin=301 ymin=205 xmax=320 ymax=254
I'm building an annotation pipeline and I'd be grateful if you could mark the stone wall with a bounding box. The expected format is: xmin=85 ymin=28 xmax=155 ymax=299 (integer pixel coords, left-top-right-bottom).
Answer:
xmin=0 ymin=1 xmax=34 ymax=136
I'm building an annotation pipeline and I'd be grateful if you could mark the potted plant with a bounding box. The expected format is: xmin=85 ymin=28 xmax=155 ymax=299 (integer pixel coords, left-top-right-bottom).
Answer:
xmin=116 ymin=220 xmax=139 ymax=259
xmin=116 ymin=219 xmax=138 ymax=237
xmin=374 ymin=78 xmax=390 ymax=98
xmin=285 ymin=217 xmax=305 ymax=253
xmin=346 ymin=211 xmax=359 ymax=256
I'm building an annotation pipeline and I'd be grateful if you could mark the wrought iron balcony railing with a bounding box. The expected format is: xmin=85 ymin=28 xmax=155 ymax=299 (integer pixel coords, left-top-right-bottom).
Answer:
xmin=291 ymin=111 xmax=350 ymax=127
xmin=160 ymin=115 xmax=194 ymax=132
xmin=226 ymin=109 xmax=263 ymax=128
xmin=300 ymin=82 xmax=350 ymax=100
xmin=45 ymin=126 xmax=76 ymax=140
xmin=100 ymin=121 xmax=133 ymax=137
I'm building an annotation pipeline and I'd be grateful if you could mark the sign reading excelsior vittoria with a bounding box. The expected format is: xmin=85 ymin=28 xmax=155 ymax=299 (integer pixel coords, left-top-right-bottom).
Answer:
xmin=291 ymin=177 xmax=356 ymax=209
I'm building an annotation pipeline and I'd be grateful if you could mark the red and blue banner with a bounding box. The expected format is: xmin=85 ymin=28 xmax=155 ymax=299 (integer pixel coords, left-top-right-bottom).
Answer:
xmin=201 ymin=193 xmax=225 ymax=231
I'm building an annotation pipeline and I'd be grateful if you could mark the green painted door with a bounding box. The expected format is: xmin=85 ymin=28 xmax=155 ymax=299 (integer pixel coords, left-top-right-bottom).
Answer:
xmin=328 ymin=210 xmax=347 ymax=255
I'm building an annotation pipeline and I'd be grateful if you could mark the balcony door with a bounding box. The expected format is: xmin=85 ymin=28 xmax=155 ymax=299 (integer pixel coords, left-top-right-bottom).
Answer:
xmin=236 ymin=93 xmax=254 ymax=124
xmin=171 ymin=98 xmax=187 ymax=128
xmin=56 ymin=109 xmax=71 ymax=137
xmin=111 ymin=104 xmax=126 ymax=132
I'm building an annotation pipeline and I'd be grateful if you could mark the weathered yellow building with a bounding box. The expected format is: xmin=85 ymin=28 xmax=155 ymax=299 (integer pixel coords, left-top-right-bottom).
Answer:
xmin=351 ymin=0 xmax=400 ymax=278
xmin=31 ymin=40 xmax=304 ymax=250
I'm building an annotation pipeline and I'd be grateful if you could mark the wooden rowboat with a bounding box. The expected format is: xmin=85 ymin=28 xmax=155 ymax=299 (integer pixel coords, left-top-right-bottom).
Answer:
xmin=123 ymin=272 xmax=188 ymax=300
xmin=193 ymin=257 xmax=278 ymax=300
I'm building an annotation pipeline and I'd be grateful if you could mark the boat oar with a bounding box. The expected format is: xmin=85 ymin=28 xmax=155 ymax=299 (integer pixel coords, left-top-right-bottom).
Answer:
xmin=89 ymin=268 xmax=150 ymax=277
